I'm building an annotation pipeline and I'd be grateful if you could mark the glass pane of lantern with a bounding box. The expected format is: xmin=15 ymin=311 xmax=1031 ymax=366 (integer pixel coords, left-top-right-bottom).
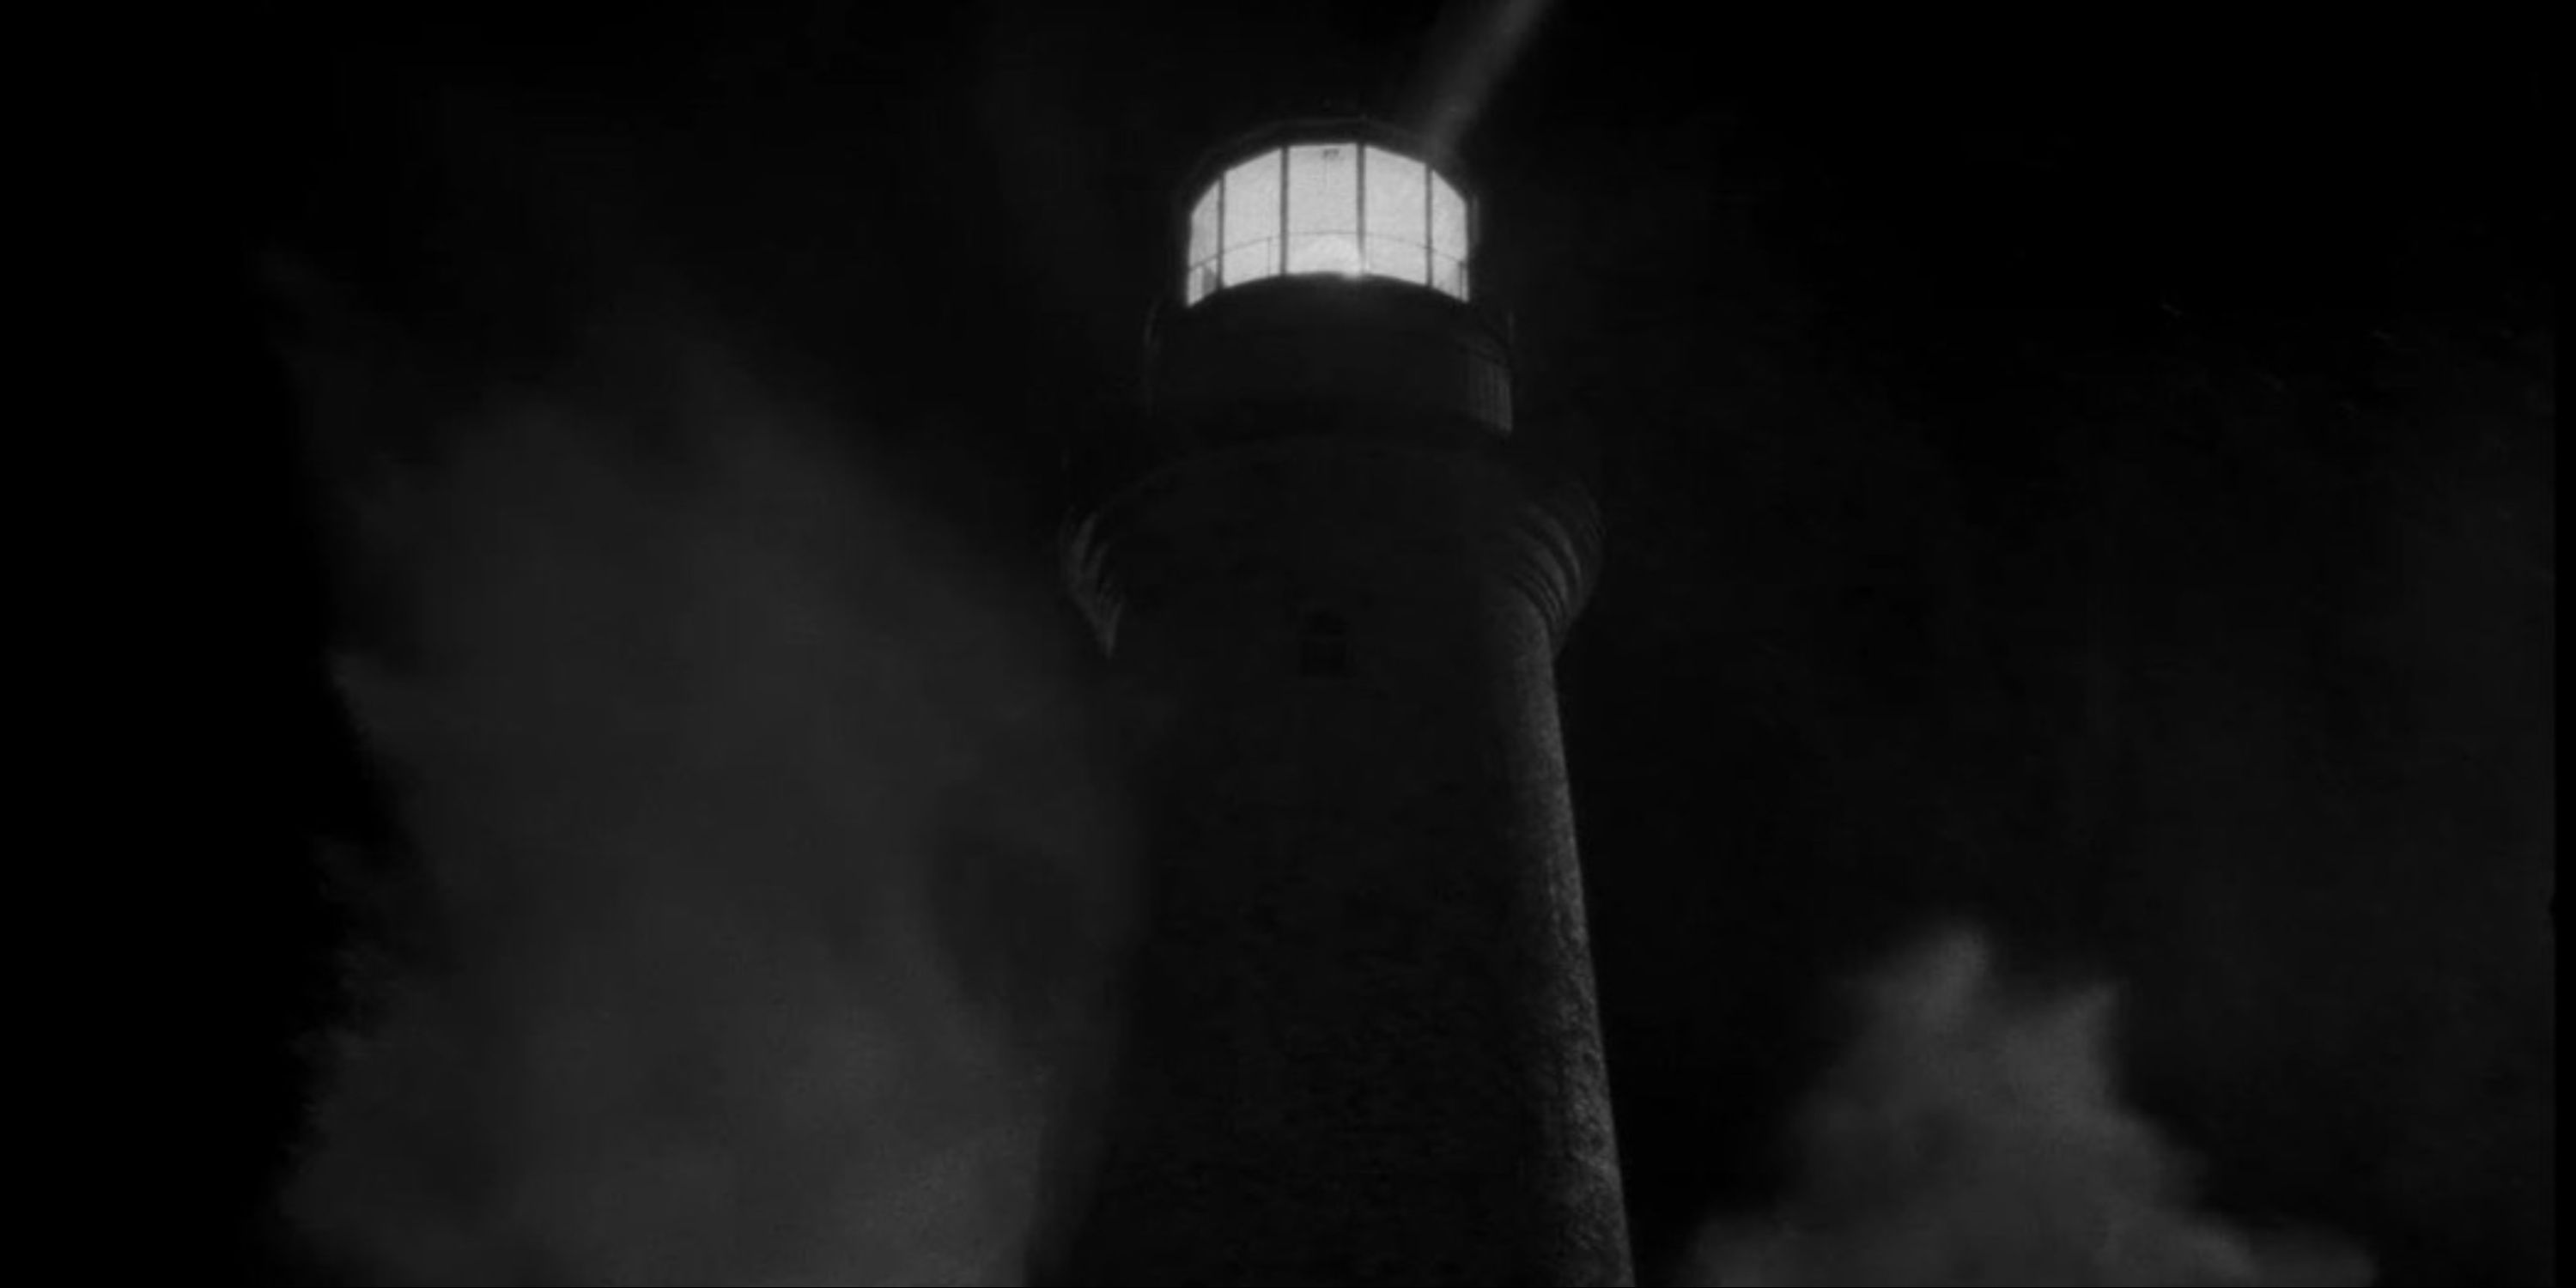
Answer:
xmin=1363 ymin=146 xmax=1430 ymax=285
xmin=1431 ymin=175 xmax=1469 ymax=300
xmin=1187 ymin=182 xmax=1218 ymax=275
xmin=1285 ymin=143 xmax=1363 ymax=276
xmin=1221 ymin=149 xmax=1283 ymax=287
xmin=1431 ymin=254 xmax=1470 ymax=301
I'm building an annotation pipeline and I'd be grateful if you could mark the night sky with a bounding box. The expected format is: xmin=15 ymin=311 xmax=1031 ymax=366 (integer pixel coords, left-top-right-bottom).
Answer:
xmin=209 ymin=3 xmax=2550 ymax=1283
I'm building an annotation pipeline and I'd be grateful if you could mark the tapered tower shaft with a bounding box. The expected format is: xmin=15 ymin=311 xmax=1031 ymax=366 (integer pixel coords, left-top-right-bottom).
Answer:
xmin=1056 ymin=123 xmax=1630 ymax=1286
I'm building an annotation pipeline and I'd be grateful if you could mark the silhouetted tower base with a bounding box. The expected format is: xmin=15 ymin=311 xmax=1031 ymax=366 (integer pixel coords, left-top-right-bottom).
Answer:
xmin=1058 ymin=125 xmax=1631 ymax=1286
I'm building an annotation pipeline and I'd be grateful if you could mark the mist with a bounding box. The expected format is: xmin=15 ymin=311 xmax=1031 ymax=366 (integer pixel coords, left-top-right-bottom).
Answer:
xmin=1678 ymin=927 xmax=2375 ymax=1288
xmin=261 ymin=289 xmax=2484 ymax=1285
xmin=270 ymin=292 xmax=1133 ymax=1285
xmin=246 ymin=27 xmax=2546 ymax=1283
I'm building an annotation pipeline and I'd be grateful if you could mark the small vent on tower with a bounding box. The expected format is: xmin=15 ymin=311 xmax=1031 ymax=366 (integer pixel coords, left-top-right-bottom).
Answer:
xmin=1297 ymin=609 xmax=1352 ymax=677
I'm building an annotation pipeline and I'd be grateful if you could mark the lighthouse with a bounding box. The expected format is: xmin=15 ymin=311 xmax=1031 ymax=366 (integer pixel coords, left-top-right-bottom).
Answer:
xmin=1056 ymin=120 xmax=1631 ymax=1286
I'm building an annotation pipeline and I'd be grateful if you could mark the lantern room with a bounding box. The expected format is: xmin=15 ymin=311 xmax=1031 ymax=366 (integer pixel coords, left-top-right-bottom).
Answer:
xmin=1182 ymin=138 xmax=1473 ymax=307
xmin=1142 ymin=122 xmax=1513 ymax=450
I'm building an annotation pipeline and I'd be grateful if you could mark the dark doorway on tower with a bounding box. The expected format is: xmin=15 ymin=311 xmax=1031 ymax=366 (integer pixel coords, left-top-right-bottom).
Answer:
xmin=1297 ymin=606 xmax=1352 ymax=678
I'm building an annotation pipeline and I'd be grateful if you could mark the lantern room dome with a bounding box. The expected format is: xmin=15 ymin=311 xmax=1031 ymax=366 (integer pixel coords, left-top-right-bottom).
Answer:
xmin=1134 ymin=119 xmax=1512 ymax=454
xmin=1181 ymin=131 xmax=1473 ymax=307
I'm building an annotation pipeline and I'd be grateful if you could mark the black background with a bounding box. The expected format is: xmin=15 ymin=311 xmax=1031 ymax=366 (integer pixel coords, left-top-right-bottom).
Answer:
xmin=191 ymin=3 xmax=2551 ymax=1282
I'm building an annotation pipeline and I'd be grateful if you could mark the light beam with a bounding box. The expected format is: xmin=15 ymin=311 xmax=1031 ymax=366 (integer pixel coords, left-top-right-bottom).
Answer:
xmin=1404 ymin=0 xmax=1560 ymax=161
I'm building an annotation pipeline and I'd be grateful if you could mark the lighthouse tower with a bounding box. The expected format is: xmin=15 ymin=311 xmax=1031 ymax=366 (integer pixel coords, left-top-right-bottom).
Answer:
xmin=1058 ymin=120 xmax=1631 ymax=1286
